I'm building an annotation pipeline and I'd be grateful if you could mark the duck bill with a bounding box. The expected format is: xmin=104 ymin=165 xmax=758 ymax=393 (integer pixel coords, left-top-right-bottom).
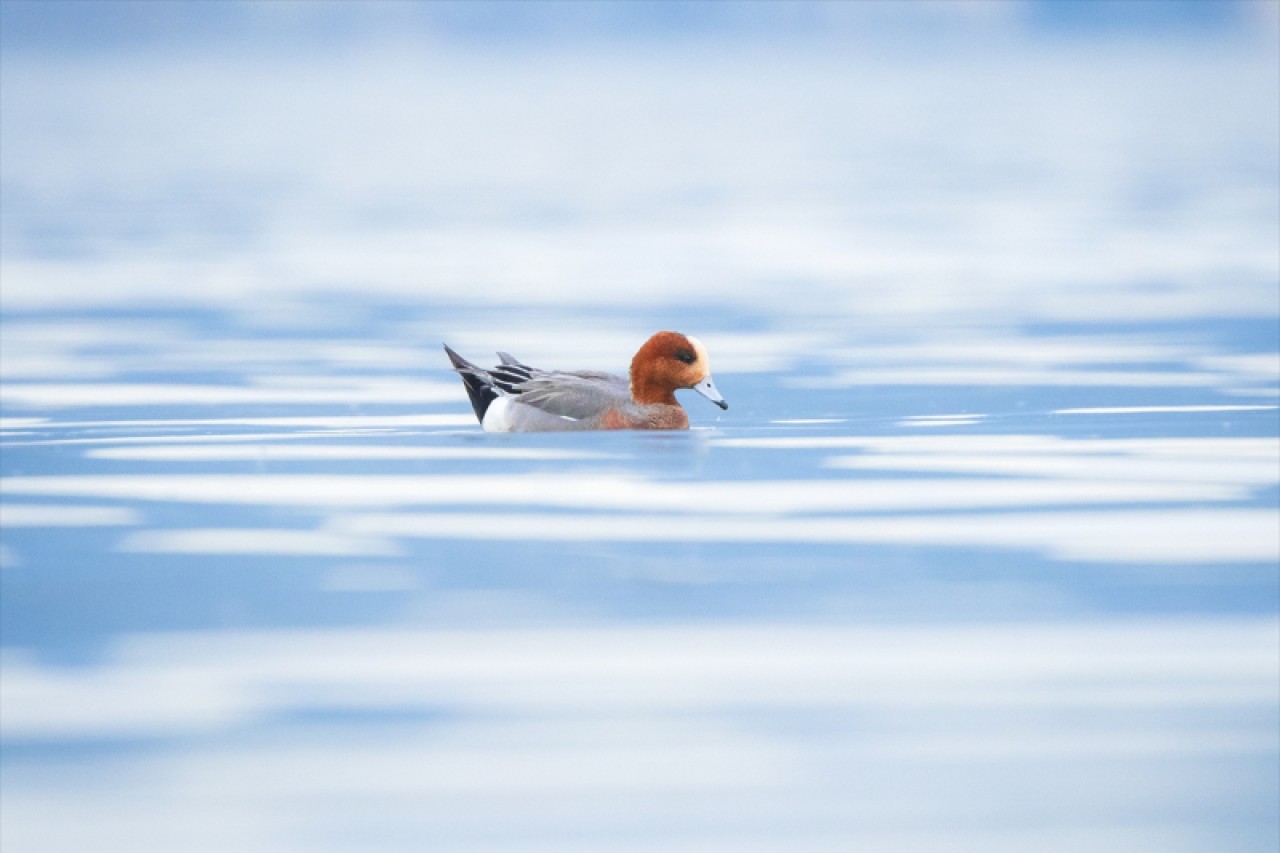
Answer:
xmin=693 ymin=375 xmax=728 ymax=410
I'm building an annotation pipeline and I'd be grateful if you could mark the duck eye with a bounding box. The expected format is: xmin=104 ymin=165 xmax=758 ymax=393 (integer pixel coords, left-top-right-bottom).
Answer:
xmin=674 ymin=348 xmax=696 ymax=365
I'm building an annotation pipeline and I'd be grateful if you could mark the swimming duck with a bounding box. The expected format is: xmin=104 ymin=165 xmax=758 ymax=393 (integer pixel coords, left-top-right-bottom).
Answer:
xmin=444 ymin=331 xmax=727 ymax=432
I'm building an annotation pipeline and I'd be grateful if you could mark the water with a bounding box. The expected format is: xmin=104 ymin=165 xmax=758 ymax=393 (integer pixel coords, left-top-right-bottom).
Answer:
xmin=3 ymin=303 xmax=1276 ymax=852
xmin=2 ymin=4 xmax=1279 ymax=852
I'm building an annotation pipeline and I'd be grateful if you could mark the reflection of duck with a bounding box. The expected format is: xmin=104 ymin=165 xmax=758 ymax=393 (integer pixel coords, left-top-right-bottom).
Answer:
xmin=444 ymin=332 xmax=727 ymax=432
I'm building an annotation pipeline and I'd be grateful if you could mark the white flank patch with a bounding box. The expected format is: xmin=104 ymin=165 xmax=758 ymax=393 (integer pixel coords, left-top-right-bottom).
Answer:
xmin=481 ymin=397 xmax=514 ymax=432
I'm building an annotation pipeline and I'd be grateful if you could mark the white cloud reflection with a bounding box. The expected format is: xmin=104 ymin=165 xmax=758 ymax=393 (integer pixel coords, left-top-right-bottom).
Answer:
xmin=0 ymin=472 xmax=1254 ymax=513
xmin=0 ymin=504 xmax=142 ymax=527
xmin=1055 ymin=404 xmax=1279 ymax=415
xmin=2 ymin=28 xmax=1276 ymax=329
xmin=2 ymin=619 xmax=1276 ymax=851
xmin=332 ymin=508 xmax=1278 ymax=564
xmin=5 ymin=618 xmax=1275 ymax=733
xmin=0 ymin=379 xmax=458 ymax=409
xmin=8 ymin=414 xmax=474 ymax=431
xmin=87 ymin=445 xmax=609 ymax=462
xmin=117 ymin=528 xmax=401 ymax=558
xmin=828 ymin=452 xmax=1276 ymax=485
xmin=3 ymin=430 xmax=1275 ymax=564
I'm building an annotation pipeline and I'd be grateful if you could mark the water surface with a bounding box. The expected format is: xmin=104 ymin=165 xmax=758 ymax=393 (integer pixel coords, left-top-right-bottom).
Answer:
xmin=2 ymin=5 xmax=1278 ymax=851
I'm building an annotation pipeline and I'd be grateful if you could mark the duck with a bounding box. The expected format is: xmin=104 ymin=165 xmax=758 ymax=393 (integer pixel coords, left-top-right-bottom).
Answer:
xmin=443 ymin=331 xmax=727 ymax=432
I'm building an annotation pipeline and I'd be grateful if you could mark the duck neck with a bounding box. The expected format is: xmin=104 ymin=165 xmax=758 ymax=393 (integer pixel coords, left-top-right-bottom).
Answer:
xmin=630 ymin=373 xmax=679 ymax=407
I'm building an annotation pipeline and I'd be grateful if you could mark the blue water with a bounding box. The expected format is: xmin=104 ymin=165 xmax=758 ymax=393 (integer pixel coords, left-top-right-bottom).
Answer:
xmin=3 ymin=4 xmax=1279 ymax=852
xmin=2 ymin=301 xmax=1277 ymax=852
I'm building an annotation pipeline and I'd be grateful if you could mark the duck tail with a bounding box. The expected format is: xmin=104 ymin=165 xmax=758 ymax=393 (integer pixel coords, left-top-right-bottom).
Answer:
xmin=443 ymin=344 xmax=499 ymax=423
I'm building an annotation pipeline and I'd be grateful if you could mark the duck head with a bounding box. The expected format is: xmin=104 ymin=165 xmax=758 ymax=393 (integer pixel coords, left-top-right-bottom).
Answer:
xmin=630 ymin=331 xmax=728 ymax=410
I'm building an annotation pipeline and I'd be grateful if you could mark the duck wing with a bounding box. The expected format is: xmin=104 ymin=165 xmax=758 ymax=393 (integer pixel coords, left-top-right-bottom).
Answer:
xmin=509 ymin=370 xmax=630 ymax=420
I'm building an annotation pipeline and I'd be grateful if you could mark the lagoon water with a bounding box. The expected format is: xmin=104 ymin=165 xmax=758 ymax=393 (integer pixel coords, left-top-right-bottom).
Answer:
xmin=2 ymin=4 xmax=1279 ymax=852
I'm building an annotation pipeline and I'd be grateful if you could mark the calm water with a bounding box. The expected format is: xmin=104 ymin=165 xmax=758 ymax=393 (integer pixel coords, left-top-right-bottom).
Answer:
xmin=2 ymin=4 xmax=1279 ymax=851
xmin=2 ymin=303 xmax=1277 ymax=852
